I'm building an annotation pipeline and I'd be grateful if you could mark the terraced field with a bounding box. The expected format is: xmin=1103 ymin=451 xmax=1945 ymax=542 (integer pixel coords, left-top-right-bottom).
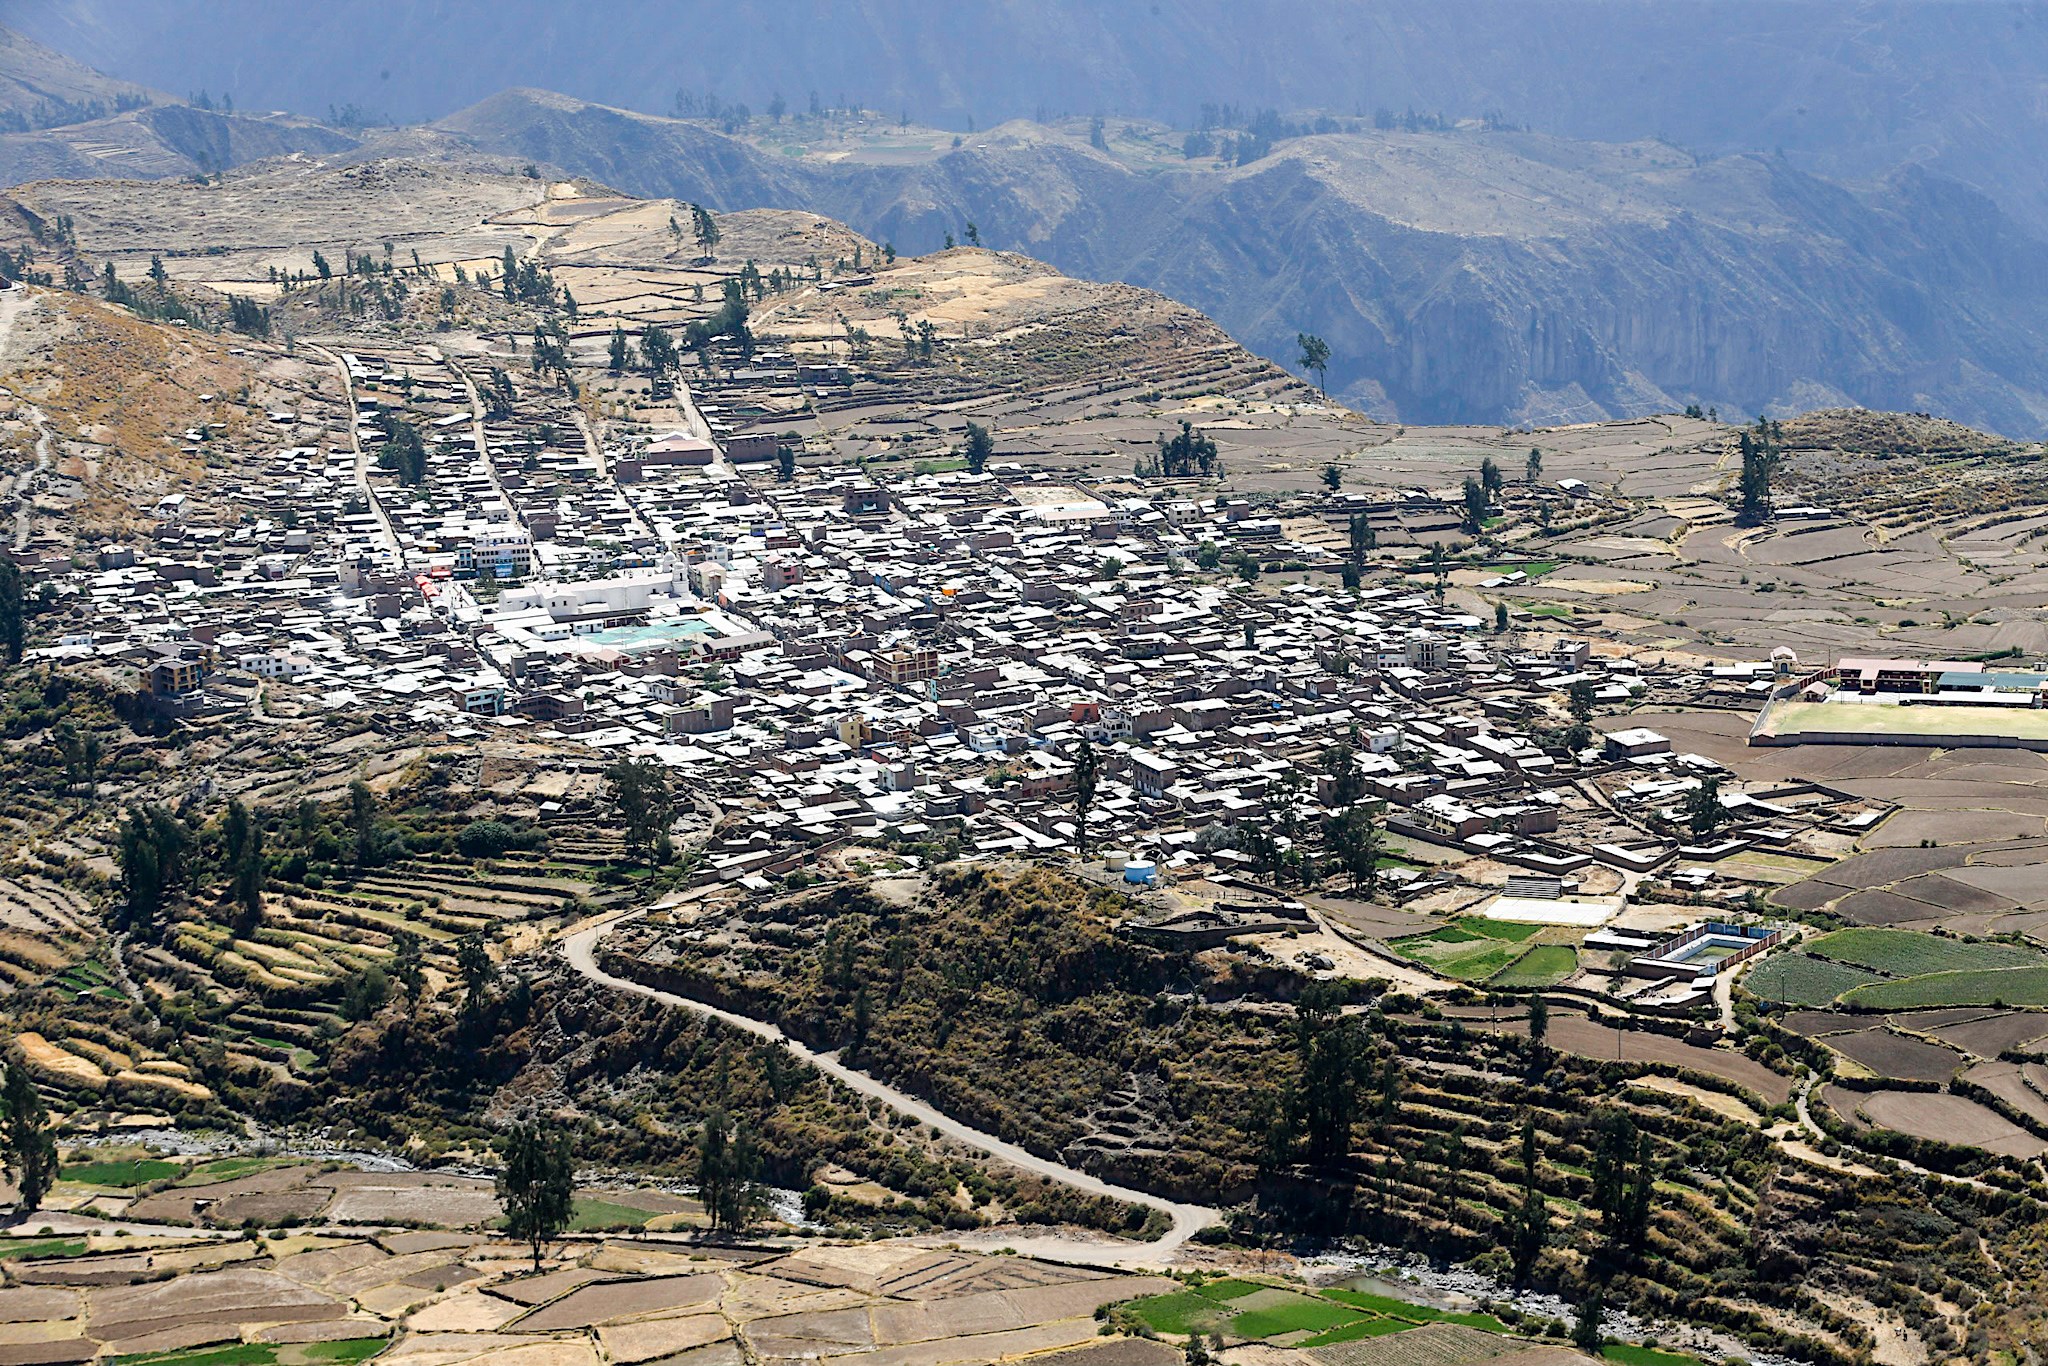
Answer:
xmin=1394 ymin=920 xmax=1577 ymax=988
xmin=1744 ymin=928 xmax=2048 ymax=1010
xmin=1121 ymin=1277 xmax=1518 ymax=1351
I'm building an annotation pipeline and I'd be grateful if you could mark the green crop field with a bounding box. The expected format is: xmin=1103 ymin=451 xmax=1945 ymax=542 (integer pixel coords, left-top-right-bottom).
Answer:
xmin=1230 ymin=1297 xmax=1368 ymax=1338
xmin=0 ymin=1239 xmax=85 ymax=1261
xmin=1456 ymin=918 xmax=1547 ymax=943
xmin=1744 ymin=954 xmax=1884 ymax=1007
xmin=569 ymin=1197 xmax=654 ymax=1231
xmin=1128 ymin=1290 xmax=1240 ymax=1337
xmin=1404 ymin=938 xmax=1520 ymax=980
xmin=297 ymin=1341 xmax=388 ymax=1364
xmin=1605 ymin=1347 xmax=1707 ymax=1366
xmin=1811 ymin=928 xmax=2044 ymax=977
xmin=1301 ymin=1320 xmax=1415 ymax=1347
xmin=1842 ymin=966 xmax=2048 ymax=1010
xmin=1493 ymin=945 xmax=1578 ymax=988
xmin=63 ymin=1159 xmax=181 ymax=1187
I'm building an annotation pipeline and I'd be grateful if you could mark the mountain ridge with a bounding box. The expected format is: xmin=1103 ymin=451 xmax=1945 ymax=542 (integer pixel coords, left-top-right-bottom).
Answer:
xmin=429 ymin=88 xmax=2048 ymax=435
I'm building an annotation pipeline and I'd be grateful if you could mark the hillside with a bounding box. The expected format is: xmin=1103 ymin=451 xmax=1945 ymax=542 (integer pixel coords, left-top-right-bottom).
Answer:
xmin=0 ymin=22 xmax=157 ymax=130
xmin=435 ymin=90 xmax=2048 ymax=435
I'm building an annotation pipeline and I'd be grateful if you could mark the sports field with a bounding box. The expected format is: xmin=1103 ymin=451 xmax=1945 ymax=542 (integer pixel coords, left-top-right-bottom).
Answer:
xmin=1761 ymin=699 xmax=2048 ymax=743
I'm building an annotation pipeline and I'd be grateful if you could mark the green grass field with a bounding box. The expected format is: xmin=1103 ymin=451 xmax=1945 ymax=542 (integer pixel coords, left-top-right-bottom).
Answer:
xmin=115 ymin=1346 xmax=280 ymax=1366
xmin=1743 ymin=953 xmax=1884 ymax=1007
xmin=1493 ymin=945 xmax=1578 ymax=988
xmin=1811 ymin=928 xmax=2044 ymax=977
xmin=117 ymin=1338 xmax=391 ymax=1366
xmin=179 ymin=1157 xmax=294 ymax=1185
xmin=1404 ymin=938 xmax=1520 ymax=980
xmin=63 ymin=1158 xmax=181 ymax=1187
xmin=0 ymin=1239 xmax=86 ymax=1261
xmin=1301 ymin=1319 xmax=1414 ymax=1347
xmin=296 ymin=1341 xmax=388 ymax=1364
xmin=1128 ymin=1291 xmax=1234 ymax=1337
xmin=1323 ymin=1290 xmax=1509 ymax=1332
xmin=1457 ymin=918 xmax=1547 ymax=942
xmin=1230 ymin=1297 xmax=1367 ymax=1338
xmin=1764 ymin=699 xmax=2048 ymax=742
xmin=1605 ymin=1345 xmax=1707 ymax=1366
xmin=569 ymin=1197 xmax=654 ymax=1232
xmin=1842 ymin=965 xmax=2048 ymax=1009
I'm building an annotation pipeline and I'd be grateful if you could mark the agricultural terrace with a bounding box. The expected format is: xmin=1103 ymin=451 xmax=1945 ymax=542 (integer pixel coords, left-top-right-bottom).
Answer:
xmin=1744 ymin=928 xmax=2048 ymax=1010
xmin=1391 ymin=919 xmax=1579 ymax=989
xmin=0 ymin=1225 xmax=1168 ymax=1366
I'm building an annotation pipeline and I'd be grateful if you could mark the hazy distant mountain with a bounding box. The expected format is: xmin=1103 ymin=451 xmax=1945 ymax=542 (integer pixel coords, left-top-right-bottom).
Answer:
xmin=0 ymin=21 xmax=158 ymax=129
xmin=19 ymin=0 xmax=2048 ymax=230
xmin=436 ymin=89 xmax=2048 ymax=435
xmin=0 ymin=26 xmax=355 ymax=188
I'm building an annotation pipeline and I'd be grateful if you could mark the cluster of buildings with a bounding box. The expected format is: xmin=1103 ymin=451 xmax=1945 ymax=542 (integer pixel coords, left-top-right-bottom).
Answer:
xmin=25 ymin=350 xmax=1889 ymax=934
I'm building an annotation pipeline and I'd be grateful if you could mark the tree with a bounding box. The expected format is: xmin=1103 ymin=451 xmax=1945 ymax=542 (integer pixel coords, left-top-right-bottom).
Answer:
xmin=349 ymin=778 xmax=379 ymax=867
xmin=1735 ymin=422 xmax=1779 ymax=526
xmin=1347 ymin=514 xmax=1376 ymax=568
xmin=963 ymin=221 xmax=981 ymax=246
xmin=1588 ymin=1109 xmax=1637 ymax=1221
xmin=640 ymin=324 xmax=677 ymax=375
xmin=607 ymin=326 xmax=629 ymax=374
xmin=117 ymin=805 xmax=190 ymax=932
xmin=2 ymin=1060 xmax=56 ymax=1214
xmin=1572 ymin=1296 xmax=1604 ymax=1356
xmin=374 ymin=414 xmax=426 ymax=486
xmin=697 ymin=1108 xmax=766 ymax=1235
xmin=605 ymin=755 xmax=675 ymax=863
xmin=1156 ymin=421 xmax=1218 ymax=478
xmin=1567 ymin=678 xmax=1598 ymax=724
xmin=776 ymin=443 xmax=797 ymax=481
xmin=1324 ymin=742 xmax=1364 ymax=808
xmin=1462 ymin=476 xmax=1489 ymax=534
xmin=1321 ymin=462 xmax=1342 ymax=491
xmin=1525 ymin=447 xmax=1543 ymax=483
xmin=497 ymin=1123 xmax=573 ymax=1271
xmin=223 ymin=798 xmax=264 ymax=936
xmin=1495 ymin=601 xmax=1510 ymax=632
xmin=1325 ymin=805 xmax=1382 ymax=894
xmin=1296 ymin=332 xmax=1330 ymax=397
xmin=1508 ymin=1180 xmax=1548 ymax=1285
xmin=1290 ymin=982 xmax=1367 ymax=1161
xmin=963 ymin=421 xmax=994 ymax=476
xmin=53 ymin=722 xmax=98 ymax=795
xmin=690 ymin=203 xmax=720 ymax=259
xmin=1527 ymin=993 xmax=1548 ymax=1047
xmin=1480 ymin=457 xmax=1503 ymax=497
xmin=392 ymin=931 xmax=425 ymax=1001
xmin=457 ymin=934 xmax=494 ymax=1016
xmin=0 ymin=557 xmax=23 ymax=666
xmin=1071 ymin=739 xmax=1099 ymax=857
xmin=1682 ymin=773 xmax=1726 ymax=841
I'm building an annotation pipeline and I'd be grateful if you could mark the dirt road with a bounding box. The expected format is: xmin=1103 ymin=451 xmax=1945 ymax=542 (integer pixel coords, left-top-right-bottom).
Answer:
xmin=560 ymin=913 xmax=1218 ymax=1267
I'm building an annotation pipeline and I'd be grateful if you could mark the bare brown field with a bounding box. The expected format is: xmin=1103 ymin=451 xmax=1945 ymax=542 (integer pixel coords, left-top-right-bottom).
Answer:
xmin=1465 ymin=1013 xmax=1791 ymax=1104
xmin=1822 ymin=1028 xmax=1966 ymax=1082
xmin=1853 ymin=1090 xmax=2048 ymax=1158
xmin=1925 ymin=1010 xmax=2048 ymax=1057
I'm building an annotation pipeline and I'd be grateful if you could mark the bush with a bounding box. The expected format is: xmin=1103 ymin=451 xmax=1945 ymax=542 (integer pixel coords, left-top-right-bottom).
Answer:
xmin=456 ymin=819 xmax=543 ymax=859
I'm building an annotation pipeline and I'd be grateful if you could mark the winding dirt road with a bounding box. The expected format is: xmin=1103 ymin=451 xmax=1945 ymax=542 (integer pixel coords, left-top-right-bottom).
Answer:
xmin=560 ymin=913 xmax=1219 ymax=1266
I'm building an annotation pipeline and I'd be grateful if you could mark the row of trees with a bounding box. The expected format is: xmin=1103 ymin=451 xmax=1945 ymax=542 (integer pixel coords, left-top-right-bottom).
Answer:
xmin=495 ymin=1107 xmax=763 ymax=1269
xmin=1137 ymin=420 xmax=1221 ymax=479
